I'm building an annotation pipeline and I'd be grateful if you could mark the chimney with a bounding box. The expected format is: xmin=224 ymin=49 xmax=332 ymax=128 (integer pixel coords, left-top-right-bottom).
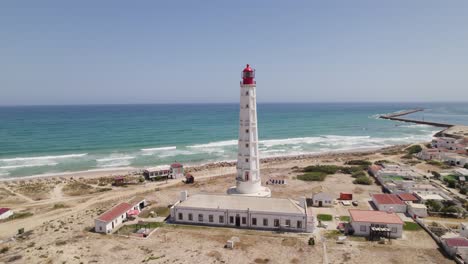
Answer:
xmin=180 ymin=190 xmax=188 ymax=202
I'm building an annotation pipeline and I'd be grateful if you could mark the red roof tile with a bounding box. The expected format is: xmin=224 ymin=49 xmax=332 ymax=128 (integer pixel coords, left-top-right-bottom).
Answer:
xmin=0 ymin=208 xmax=10 ymax=215
xmin=397 ymin=193 xmax=419 ymax=202
xmin=349 ymin=209 xmax=403 ymax=225
xmin=96 ymin=203 xmax=132 ymax=223
xmin=372 ymin=194 xmax=405 ymax=205
xmin=171 ymin=163 xmax=183 ymax=168
xmin=445 ymin=238 xmax=468 ymax=247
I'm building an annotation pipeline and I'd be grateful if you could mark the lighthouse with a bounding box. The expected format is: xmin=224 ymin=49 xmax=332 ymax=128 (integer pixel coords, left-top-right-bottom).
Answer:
xmin=227 ymin=64 xmax=271 ymax=197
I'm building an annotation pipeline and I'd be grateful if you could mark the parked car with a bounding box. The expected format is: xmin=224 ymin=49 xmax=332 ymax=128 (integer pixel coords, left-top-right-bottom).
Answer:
xmin=352 ymin=201 xmax=358 ymax=206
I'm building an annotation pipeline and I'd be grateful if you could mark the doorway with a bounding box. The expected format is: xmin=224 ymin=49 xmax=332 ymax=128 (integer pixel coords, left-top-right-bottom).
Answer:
xmin=319 ymin=201 xmax=323 ymax=207
xmin=235 ymin=215 xmax=241 ymax=227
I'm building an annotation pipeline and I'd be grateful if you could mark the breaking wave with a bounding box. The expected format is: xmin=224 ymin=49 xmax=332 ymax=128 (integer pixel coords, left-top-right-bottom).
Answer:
xmin=0 ymin=153 xmax=88 ymax=163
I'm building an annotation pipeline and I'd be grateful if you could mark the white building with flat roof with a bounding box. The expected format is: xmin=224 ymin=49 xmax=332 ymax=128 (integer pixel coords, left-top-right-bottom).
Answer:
xmin=170 ymin=192 xmax=313 ymax=232
xmin=347 ymin=209 xmax=404 ymax=239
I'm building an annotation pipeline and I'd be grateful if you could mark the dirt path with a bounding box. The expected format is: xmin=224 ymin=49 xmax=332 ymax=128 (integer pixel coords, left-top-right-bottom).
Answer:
xmin=0 ymin=172 xmax=231 ymax=239
xmin=1 ymin=183 xmax=34 ymax=203
xmin=50 ymin=184 xmax=64 ymax=200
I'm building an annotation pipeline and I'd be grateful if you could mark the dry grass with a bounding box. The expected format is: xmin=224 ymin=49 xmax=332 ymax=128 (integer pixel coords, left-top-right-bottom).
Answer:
xmin=62 ymin=181 xmax=111 ymax=196
xmin=13 ymin=183 xmax=53 ymax=200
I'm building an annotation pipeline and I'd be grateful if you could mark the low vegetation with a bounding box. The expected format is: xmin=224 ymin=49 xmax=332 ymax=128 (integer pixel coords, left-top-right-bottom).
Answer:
xmin=426 ymin=160 xmax=451 ymax=169
xmin=298 ymin=164 xmax=367 ymax=182
xmin=345 ymin=160 xmax=372 ymax=166
xmin=52 ymin=203 xmax=69 ymax=210
xmin=405 ymin=145 xmax=422 ymax=154
xmin=297 ymin=171 xmax=327 ymax=181
xmin=403 ymin=221 xmax=421 ymax=231
xmin=351 ymin=171 xmax=366 ymax=178
xmin=62 ymin=181 xmax=112 ymax=196
xmin=13 ymin=183 xmax=53 ymax=200
xmin=303 ymin=165 xmax=342 ymax=174
xmin=339 ymin=216 xmax=350 ymax=222
xmin=353 ymin=175 xmax=372 ymax=185
xmin=317 ymin=214 xmax=333 ymax=221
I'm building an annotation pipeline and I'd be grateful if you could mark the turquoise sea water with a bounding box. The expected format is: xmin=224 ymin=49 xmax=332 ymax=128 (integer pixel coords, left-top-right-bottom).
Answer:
xmin=1 ymin=103 xmax=467 ymax=179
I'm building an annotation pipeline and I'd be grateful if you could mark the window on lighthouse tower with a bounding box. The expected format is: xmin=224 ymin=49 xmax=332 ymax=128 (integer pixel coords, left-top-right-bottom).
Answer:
xmin=245 ymin=171 xmax=249 ymax=181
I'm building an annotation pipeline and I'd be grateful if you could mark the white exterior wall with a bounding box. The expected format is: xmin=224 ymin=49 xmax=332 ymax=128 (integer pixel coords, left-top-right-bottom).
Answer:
xmin=407 ymin=205 xmax=428 ymax=218
xmin=350 ymin=221 xmax=403 ymax=238
xmin=236 ymin=83 xmax=263 ymax=194
xmin=94 ymin=213 xmax=128 ymax=234
xmin=0 ymin=210 xmax=13 ymax=220
xmin=170 ymin=206 xmax=310 ymax=232
xmin=372 ymin=197 xmax=407 ymax=213
xmin=312 ymin=193 xmax=334 ymax=207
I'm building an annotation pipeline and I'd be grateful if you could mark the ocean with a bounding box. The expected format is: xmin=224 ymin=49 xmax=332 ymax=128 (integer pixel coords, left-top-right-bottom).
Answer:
xmin=1 ymin=102 xmax=467 ymax=179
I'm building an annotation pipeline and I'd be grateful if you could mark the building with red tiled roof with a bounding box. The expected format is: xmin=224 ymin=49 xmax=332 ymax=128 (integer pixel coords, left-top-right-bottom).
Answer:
xmin=397 ymin=193 xmax=419 ymax=202
xmin=347 ymin=209 xmax=403 ymax=238
xmin=95 ymin=197 xmax=147 ymax=234
xmin=0 ymin=208 xmax=13 ymax=220
xmin=371 ymin=194 xmax=407 ymax=213
xmin=442 ymin=237 xmax=468 ymax=261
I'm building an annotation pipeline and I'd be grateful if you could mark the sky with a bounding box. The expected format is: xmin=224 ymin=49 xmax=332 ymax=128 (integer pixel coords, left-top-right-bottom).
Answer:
xmin=1 ymin=1 xmax=468 ymax=105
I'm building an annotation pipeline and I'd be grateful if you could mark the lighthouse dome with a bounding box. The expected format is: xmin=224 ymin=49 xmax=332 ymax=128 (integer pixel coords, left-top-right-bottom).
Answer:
xmin=241 ymin=64 xmax=255 ymax=84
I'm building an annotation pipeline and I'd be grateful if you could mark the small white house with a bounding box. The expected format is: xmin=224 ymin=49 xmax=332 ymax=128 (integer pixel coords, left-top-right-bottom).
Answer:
xmin=407 ymin=202 xmax=428 ymax=218
xmin=95 ymin=202 xmax=132 ymax=234
xmin=311 ymin=187 xmax=334 ymax=207
xmin=94 ymin=197 xmax=147 ymax=234
xmin=0 ymin=208 xmax=13 ymax=220
xmin=371 ymin=194 xmax=407 ymax=213
xmin=347 ymin=209 xmax=404 ymax=239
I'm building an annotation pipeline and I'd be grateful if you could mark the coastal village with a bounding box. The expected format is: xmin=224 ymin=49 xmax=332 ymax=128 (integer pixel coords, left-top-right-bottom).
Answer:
xmin=1 ymin=66 xmax=468 ymax=264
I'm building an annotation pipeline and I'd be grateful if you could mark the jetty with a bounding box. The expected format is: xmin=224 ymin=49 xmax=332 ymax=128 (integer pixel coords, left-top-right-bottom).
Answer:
xmin=379 ymin=108 xmax=453 ymax=128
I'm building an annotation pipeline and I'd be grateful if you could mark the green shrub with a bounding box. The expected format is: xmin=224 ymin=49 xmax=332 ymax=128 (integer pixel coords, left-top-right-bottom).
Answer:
xmin=0 ymin=246 xmax=9 ymax=254
xmin=460 ymin=188 xmax=467 ymax=195
xmin=351 ymin=171 xmax=366 ymax=178
xmin=431 ymin=171 xmax=441 ymax=179
xmin=406 ymin=145 xmax=422 ymax=154
xmin=341 ymin=166 xmax=365 ymax=174
xmin=464 ymin=164 xmax=468 ymax=169
xmin=353 ymin=176 xmax=372 ymax=185
xmin=317 ymin=214 xmax=333 ymax=221
xmin=426 ymin=200 xmax=442 ymax=212
xmin=345 ymin=160 xmax=372 ymax=166
xmin=426 ymin=160 xmax=451 ymax=169
xmin=303 ymin=165 xmax=342 ymax=174
xmin=339 ymin=216 xmax=350 ymax=222
xmin=297 ymin=172 xmax=328 ymax=181
xmin=403 ymin=222 xmax=421 ymax=231
xmin=401 ymin=154 xmax=414 ymax=159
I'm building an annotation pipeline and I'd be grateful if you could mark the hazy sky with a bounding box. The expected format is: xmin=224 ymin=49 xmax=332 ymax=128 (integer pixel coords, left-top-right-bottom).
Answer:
xmin=1 ymin=1 xmax=467 ymax=105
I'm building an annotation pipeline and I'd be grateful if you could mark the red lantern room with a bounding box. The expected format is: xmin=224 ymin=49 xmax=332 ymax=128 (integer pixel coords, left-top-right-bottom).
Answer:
xmin=242 ymin=64 xmax=255 ymax=85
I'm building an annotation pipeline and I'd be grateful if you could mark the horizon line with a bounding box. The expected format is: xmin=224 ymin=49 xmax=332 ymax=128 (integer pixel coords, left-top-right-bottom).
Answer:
xmin=1 ymin=100 xmax=468 ymax=107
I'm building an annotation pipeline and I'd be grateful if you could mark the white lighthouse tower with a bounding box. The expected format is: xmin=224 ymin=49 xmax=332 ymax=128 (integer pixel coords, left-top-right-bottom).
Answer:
xmin=227 ymin=64 xmax=271 ymax=197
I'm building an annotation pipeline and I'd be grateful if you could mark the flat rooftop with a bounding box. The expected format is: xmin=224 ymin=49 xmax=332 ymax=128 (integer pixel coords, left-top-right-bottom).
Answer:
xmin=416 ymin=194 xmax=446 ymax=200
xmin=175 ymin=194 xmax=305 ymax=215
xmin=349 ymin=209 xmax=403 ymax=225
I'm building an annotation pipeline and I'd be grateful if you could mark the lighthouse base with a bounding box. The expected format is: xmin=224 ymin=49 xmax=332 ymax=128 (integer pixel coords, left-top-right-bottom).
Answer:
xmin=227 ymin=186 xmax=271 ymax=197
